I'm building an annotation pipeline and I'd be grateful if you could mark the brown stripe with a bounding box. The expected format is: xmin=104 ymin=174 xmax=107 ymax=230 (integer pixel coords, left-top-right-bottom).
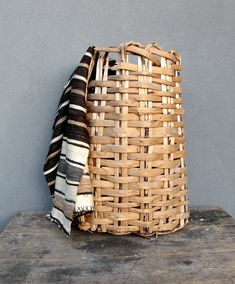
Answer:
xmin=67 ymin=120 xmax=88 ymax=129
xmin=45 ymin=149 xmax=61 ymax=163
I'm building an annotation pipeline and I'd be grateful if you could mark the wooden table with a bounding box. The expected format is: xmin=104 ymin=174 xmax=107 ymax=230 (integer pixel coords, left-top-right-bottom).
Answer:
xmin=0 ymin=207 xmax=234 ymax=283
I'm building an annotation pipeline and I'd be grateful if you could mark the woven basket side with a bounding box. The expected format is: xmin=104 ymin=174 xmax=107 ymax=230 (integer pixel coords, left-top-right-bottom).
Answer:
xmin=78 ymin=42 xmax=189 ymax=236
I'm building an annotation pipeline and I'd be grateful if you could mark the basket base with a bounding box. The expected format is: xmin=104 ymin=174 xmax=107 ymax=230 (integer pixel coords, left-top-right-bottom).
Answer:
xmin=77 ymin=217 xmax=189 ymax=237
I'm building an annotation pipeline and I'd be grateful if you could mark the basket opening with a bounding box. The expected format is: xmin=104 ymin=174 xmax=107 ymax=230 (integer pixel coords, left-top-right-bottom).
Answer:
xmin=127 ymin=54 xmax=139 ymax=65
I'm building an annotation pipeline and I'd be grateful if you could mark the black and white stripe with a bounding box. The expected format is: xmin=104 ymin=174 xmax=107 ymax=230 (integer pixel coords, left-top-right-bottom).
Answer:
xmin=43 ymin=46 xmax=97 ymax=237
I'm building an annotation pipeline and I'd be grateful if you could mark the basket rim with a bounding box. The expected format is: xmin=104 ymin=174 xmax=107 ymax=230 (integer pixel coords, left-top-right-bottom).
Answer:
xmin=94 ymin=41 xmax=181 ymax=63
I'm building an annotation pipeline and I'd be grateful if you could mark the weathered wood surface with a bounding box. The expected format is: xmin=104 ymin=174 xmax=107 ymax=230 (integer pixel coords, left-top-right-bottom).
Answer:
xmin=0 ymin=207 xmax=234 ymax=284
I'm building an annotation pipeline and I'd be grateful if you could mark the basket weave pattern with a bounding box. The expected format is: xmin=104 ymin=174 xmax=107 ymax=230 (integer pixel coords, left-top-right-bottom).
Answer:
xmin=78 ymin=42 xmax=189 ymax=236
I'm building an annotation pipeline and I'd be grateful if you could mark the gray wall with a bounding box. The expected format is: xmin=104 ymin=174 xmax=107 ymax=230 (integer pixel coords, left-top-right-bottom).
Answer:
xmin=0 ymin=0 xmax=234 ymax=232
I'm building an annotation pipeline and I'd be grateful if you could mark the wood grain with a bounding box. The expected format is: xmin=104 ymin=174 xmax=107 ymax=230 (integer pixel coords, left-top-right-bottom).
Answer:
xmin=0 ymin=207 xmax=234 ymax=283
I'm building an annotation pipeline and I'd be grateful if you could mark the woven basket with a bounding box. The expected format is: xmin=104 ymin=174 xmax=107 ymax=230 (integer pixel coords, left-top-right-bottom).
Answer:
xmin=77 ymin=41 xmax=189 ymax=237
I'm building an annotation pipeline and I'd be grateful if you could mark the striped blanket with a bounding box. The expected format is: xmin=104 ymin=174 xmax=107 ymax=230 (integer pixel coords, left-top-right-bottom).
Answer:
xmin=43 ymin=46 xmax=97 ymax=238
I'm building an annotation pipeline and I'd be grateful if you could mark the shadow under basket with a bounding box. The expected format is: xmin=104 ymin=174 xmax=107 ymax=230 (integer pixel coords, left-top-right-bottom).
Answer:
xmin=77 ymin=41 xmax=189 ymax=237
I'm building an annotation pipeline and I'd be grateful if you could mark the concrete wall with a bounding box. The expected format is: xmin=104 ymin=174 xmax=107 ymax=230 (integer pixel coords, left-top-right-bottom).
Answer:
xmin=0 ymin=0 xmax=234 ymax=231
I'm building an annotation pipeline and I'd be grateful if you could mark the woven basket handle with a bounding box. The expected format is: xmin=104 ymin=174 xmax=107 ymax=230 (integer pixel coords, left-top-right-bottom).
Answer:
xmin=95 ymin=41 xmax=180 ymax=66
xmin=95 ymin=42 xmax=161 ymax=66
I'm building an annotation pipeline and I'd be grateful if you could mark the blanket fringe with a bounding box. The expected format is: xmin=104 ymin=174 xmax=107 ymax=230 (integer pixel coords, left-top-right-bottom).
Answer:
xmin=75 ymin=206 xmax=95 ymax=215
xmin=45 ymin=206 xmax=95 ymax=238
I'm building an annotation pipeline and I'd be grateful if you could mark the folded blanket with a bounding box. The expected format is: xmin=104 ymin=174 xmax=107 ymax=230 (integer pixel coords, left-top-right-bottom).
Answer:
xmin=43 ymin=46 xmax=97 ymax=238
